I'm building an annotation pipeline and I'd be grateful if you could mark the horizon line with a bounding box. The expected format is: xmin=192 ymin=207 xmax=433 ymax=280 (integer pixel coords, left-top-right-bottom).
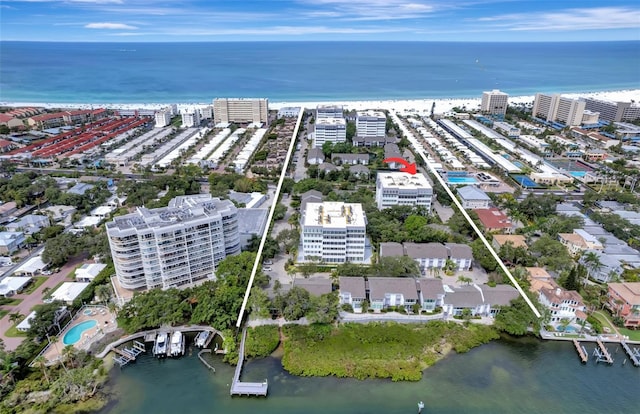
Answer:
xmin=1 ymin=39 xmax=639 ymax=44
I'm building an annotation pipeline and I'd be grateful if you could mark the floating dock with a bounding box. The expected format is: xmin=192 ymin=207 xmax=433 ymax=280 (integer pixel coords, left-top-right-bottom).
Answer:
xmin=198 ymin=349 xmax=216 ymax=372
xmin=230 ymin=328 xmax=268 ymax=397
xmin=572 ymin=339 xmax=588 ymax=363
xmin=593 ymin=339 xmax=614 ymax=364
xmin=621 ymin=341 xmax=640 ymax=367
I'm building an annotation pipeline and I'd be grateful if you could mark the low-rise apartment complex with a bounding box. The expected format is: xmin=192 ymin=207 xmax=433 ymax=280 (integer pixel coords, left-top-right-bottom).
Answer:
xmin=375 ymin=172 xmax=433 ymax=211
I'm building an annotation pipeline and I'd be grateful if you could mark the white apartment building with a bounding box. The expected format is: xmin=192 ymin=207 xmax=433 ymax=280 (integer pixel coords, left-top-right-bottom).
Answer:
xmin=316 ymin=105 xmax=344 ymax=120
xmin=106 ymin=194 xmax=240 ymax=291
xmin=213 ymin=98 xmax=268 ymax=125
xmin=375 ymin=172 xmax=433 ymax=211
xmin=181 ymin=110 xmax=201 ymax=128
xmin=356 ymin=110 xmax=386 ymax=137
xmin=481 ymin=90 xmax=509 ymax=116
xmin=155 ymin=111 xmax=171 ymax=128
xmin=201 ymin=106 xmax=214 ymax=120
xmin=313 ymin=118 xmax=347 ymax=148
xmin=532 ymin=93 xmax=586 ymax=126
xmin=583 ymin=98 xmax=640 ymax=122
xmin=301 ymin=202 xmax=367 ymax=263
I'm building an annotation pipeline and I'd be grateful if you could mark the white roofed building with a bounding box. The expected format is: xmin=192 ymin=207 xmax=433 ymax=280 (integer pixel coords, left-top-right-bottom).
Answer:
xmin=375 ymin=172 xmax=433 ymax=211
xmin=75 ymin=263 xmax=108 ymax=282
xmin=356 ymin=110 xmax=386 ymax=137
xmin=301 ymin=202 xmax=368 ymax=264
xmin=181 ymin=110 xmax=201 ymax=128
xmin=213 ymin=98 xmax=268 ymax=125
xmin=51 ymin=282 xmax=90 ymax=304
xmin=481 ymin=90 xmax=509 ymax=116
xmin=313 ymin=118 xmax=347 ymax=148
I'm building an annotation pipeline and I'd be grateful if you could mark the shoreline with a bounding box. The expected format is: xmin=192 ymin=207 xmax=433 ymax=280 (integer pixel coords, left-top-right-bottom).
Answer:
xmin=1 ymin=89 xmax=638 ymax=116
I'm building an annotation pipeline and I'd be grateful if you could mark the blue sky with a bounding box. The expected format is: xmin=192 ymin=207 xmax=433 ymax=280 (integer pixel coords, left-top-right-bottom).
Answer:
xmin=1 ymin=0 xmax=639 ymax=42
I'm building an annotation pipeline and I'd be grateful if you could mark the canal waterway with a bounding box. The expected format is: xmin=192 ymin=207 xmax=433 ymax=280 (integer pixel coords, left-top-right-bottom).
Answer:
xmin=99 ymin=336 xmax=639 ymax=414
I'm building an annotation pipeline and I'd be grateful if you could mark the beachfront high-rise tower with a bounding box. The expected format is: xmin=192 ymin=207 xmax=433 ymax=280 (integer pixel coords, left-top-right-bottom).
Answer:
xmin=213 ymin=98 xmax=268 ymax=125
xmin=481 ymin=90 xmax=509 ymax=116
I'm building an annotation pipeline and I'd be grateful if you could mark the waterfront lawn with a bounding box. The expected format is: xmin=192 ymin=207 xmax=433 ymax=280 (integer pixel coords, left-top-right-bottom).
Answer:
xmin=282 ymin=321 xmax=499 ymax=381
xmin=592 ymin=311 xmax=616 ymax=332
xmin=245 ymin=325 xmax=280 ymax=358
xmin=618 ymin=327 xmax=640 ymax=341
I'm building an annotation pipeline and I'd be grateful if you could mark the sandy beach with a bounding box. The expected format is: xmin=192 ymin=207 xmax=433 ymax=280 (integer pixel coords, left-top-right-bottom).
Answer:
xmin=2 ymin=89 xmax=638 ymax=116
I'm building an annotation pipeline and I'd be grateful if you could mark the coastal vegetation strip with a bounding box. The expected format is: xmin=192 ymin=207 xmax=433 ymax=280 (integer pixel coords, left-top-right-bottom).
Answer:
xmin=281 ymin=322 xmax=499 ymax=381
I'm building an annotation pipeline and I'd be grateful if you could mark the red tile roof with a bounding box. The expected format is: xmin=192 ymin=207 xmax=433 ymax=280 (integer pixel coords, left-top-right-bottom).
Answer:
xmin=473 ymin=208 xmax=513 ymax=229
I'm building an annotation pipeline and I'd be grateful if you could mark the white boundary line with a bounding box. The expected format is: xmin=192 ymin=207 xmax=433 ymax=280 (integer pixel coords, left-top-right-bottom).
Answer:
xmin=236 ymin=108 xmax=305 ymax=328
xmin=390 ymin=113 xmax=541 ymax=319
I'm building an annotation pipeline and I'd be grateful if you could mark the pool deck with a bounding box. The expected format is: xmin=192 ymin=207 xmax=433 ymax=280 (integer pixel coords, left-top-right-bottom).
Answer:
xmin=42 ymin=305 xmax=117 ymax=364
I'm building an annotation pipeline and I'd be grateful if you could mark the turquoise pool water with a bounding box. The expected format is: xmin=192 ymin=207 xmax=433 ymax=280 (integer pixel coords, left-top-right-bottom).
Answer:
xmin=63 ymin=319 xmax=97 ymax=345
xmin=570 ymin=171 xmax=587 ymax=178
xmin=447 ymin=177 xmax=478 ymax=184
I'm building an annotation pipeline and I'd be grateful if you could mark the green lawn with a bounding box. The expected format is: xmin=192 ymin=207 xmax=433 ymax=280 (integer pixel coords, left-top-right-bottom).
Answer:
xmin=593 ymin=311 xmax=616 ymax=331
xmin=0 ymin=310 xmax=8 ymax=319
xmin=618 ymin=327 xmax=640 ymax=341
xmin=4 ymin=323 xmax=28 ymax=338
xmin=0 ymin=297 xmax=22 ymax=306
xmin=23 ymin=276 xmax=47 ymax=295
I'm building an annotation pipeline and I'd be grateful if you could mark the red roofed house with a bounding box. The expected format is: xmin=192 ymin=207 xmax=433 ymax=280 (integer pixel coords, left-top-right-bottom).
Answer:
xmin=0 ymin=139 xmax=15 ymax=153
xmin=28 ymin=112 xmax=66 ymax=129
xmin=0 ymin=114 xmax=25 ymax=130
xmin=473 ymin=208 xmax=515 ymax=234
xmin=607 ymin=282 xmax=640 ymax=329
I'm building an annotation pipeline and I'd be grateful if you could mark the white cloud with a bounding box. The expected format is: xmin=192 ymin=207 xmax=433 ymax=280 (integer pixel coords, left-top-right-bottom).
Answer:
xmin=85 ymin=22 xmax=138 ymax=29
xmin=298 ymin=0 xmax=440 ymax=21
xmin=109 ymin=25 xmax=409 ymax=37
xmin=477 ymin=7 xmax=640 ymax=32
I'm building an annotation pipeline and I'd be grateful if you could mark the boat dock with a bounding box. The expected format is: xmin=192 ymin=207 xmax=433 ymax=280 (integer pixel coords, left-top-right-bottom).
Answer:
xmin=230 ymin=328 xmax=268 ymax=397
xmin=572 ymin=339 xmax=588 ymax=363
xmin=593 ymin=339 xmax=614 ymax=364
xmin=621 ymin=341 xmax=640 ymax=367
xmin=113 ymin=341 xmax=146 ymax=367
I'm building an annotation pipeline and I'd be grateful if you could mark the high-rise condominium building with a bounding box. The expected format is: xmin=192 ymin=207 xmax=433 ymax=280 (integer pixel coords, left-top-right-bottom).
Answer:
xmin=301 ymin=202 xmax=367 ymax=263
xmin=356 ymin=110 xmax=386 ymax=137
xmin=313 ymin=118 xmax=347 ymax=148
xmin=375 ymin=172 xmax=433 ymax=211
xmin=532 ymin=93 xmax=586 ymax=126
xmin=155 ymin=111 xmax=171 ymax=128
xmin=481 ymin=90 xmax=509 ymax=116
xmin=213 ymin=98 xmax=268 ymax=125
xmin=316 ymin=105 xmax=344 ymax=120
xmin=583 ymin=98 xmax=640 ymax=122
xmin=181 ymin=110 xmax=201 ymax=128
xmin=107 ymin=194 xmax=240 ymax=291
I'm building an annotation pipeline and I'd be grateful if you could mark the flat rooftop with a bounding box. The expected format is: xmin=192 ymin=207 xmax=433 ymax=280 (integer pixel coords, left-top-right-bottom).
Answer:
xmin=303 ymin=202 xmax=366 ymax=228
xmin=377 ymin=172 xmax=432 ymax=189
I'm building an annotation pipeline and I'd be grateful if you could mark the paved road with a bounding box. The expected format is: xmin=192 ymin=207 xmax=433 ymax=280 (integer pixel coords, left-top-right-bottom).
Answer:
xmin=432 ymin=200 xmax=455 ymax=223
xmin=0 ymin=254 xmax=88 ymax=351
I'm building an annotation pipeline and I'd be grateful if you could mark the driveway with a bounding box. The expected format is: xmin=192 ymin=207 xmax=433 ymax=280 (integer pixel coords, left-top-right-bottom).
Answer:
xmin=432 ymin=200 xmax=455 ymax=223
xmin=0 ymin=254 xmax=88 ymax=351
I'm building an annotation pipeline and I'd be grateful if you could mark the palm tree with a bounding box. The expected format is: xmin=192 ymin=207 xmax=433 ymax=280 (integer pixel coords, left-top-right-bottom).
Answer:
xmin=33 ymin=355 xmax=50 ymax=385
xmin=582 ymin=251 xmax=603 ymax=282
xmin=8 ymin=312 xmax=23 ymax=325
xmin=457 ymin=275 xmax=472 ymax=285
xmin=95 ymin=284 xmax=113 ymax=305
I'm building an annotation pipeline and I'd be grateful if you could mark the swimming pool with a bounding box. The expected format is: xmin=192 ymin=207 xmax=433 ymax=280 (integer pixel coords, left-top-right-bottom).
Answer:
xmin=556 ymin=325 xmax=577 ymax=333
xmin=570 ymin=171 xmax=587 ymax=178
xmin=447 ymin=177 xmax=478 ymax=184
xmin=63 ymin=319 xmax=97 ymax=345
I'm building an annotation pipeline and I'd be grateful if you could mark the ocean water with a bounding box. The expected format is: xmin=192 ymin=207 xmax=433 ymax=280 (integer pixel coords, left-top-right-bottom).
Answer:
xmin=1 ymin=41 xmax=639 ymax=104
xmin=100 ymin=337 xmax=640 ymax=414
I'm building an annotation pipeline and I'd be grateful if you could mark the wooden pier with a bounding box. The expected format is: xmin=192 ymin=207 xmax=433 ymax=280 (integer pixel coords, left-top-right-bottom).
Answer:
xmin=113 ymin=341 xmax=146 ymax=367
xmin=198 ymin=349 xmax=216 ymax=372
xmin=621 ymin=341 xmax=640 ymax=367
xmin=230 ymin=328 xmax=268 ymax=397
xmin=593 ymin=339 xmax=614 ymax=364
xmin=572 ymin=339 xmax=588 ymax=363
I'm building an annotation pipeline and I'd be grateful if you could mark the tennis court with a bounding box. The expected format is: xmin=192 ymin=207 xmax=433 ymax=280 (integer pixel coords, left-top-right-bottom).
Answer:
xmin=511 ymin=174 xmax=544 ymax=188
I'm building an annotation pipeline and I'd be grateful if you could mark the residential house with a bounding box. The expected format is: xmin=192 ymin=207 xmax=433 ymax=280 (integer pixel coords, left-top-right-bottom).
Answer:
xmin=405 ymin=242 xmax=448 ymax=273
xmin=492 ymin=234 xmax=527 ymax=251
xmin=349 ymin=164 xmax=370 ymax=179
xmin=558 ymin=231 xmax=603 ymax=255
xmin=367 ymin=277 xmax=420 ymax=312
xmin=0 ymin=138 xmax=16 ymax=152
xmin=379 ymin=242 xmax=404 ymax=258
xmin=445 ymin=243 xmax=473 ymax=271
xmin=607 ymin=282 xmax=640 ymax=329
xmin=307 ymin=147 xmax=325 ymax=165
xmin=418 ymin=278 xmax=445 ymax=311
xmin=331 ymin=153 xmax=369 ymax=166
xmin=5 ymin=215 xmax=50 ymax=235
xmin=474 ymin=208 xmax=515 ymax=234
xmin=318 ymin=163 xmax=339 ymax=173
xmin=293 ymin=277 xmax=333 ymax=297
xmin=537 ymin=284 xmax=587 ymax=326
xmin=383 ymin=143 xmax=403 ymax=168
xmin=442 ymin=284 xmax=518 ymax=317
xmin=457 ymin=186 xmax=491 ymax=209
xmin=580 ymin=250 xmax=623 ymax=283
xmin=353 ymin=136 xmax=397 ymax=147
xmin=75 ymin=263 xmax=107 ymax=282
xmin=339 ymin=276 xmax=367 ymax=313
xmin=0 ymin=276 xmax=32 ymax=297
xmin=0 ymin=231 xmax=25 ymax=255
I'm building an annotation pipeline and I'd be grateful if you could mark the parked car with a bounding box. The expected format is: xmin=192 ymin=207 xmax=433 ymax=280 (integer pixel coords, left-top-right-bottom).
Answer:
xmin=263 ymin=266 xmax=273 ymax=271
